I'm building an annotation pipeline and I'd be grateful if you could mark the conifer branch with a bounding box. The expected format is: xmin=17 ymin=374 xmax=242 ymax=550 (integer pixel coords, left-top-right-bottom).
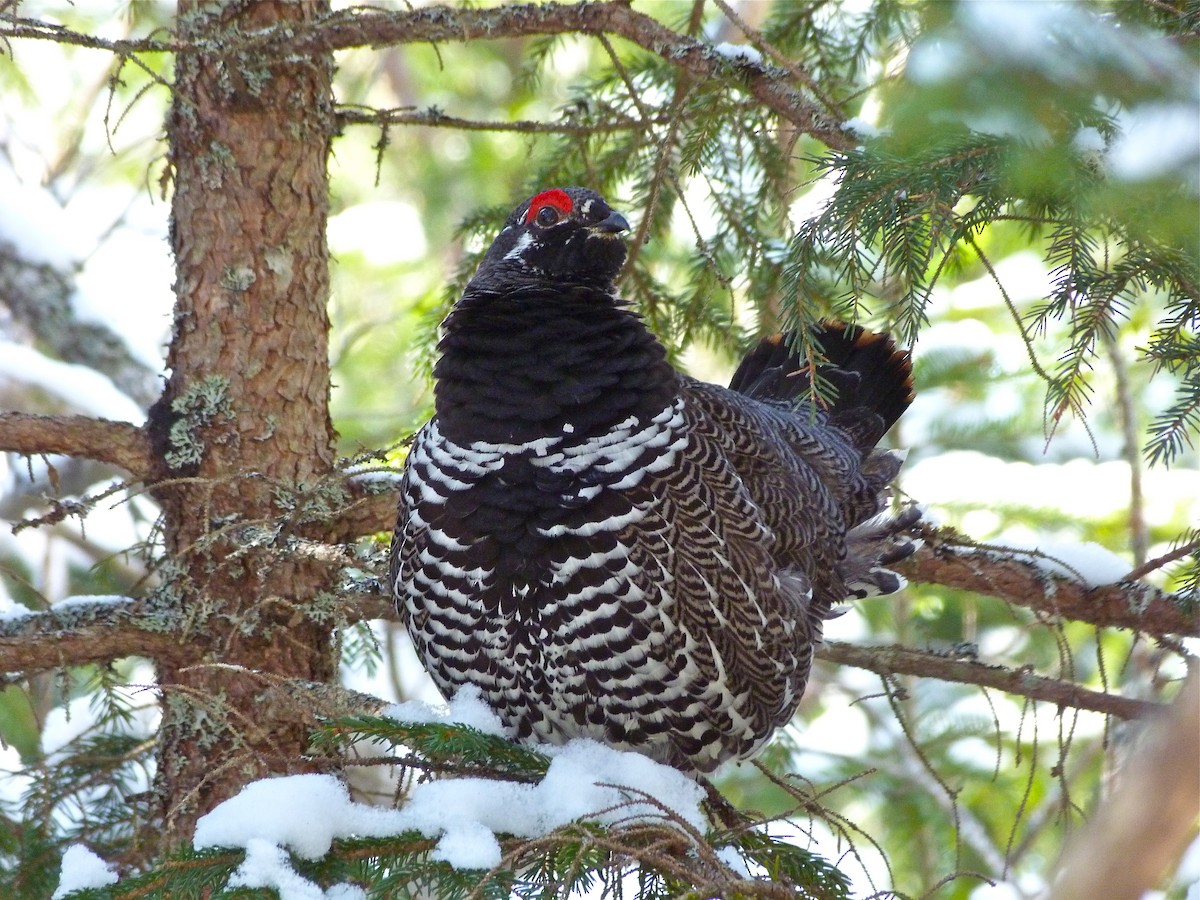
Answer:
xmin=236 ymin=3 xmax=854 ymax=150
xmin=817 ymin=642 xmax=1161 ymax=721
xmin=0 ymin=598 xmax=182 ymax=673
xmin=325 ymin=493 xmax=1195 ymax=639
xmin=0 ymin=5 xmax=850 ymax=147
xmin=336 ymin=105 xmax=665 ymax=134
xmin=897 ymin=526 xmax=1197 ymax=639
xmin=0 ymin=413 xmax=151 ymax=477
xmin=1124 ymin=535 xmax=1200 ymax=583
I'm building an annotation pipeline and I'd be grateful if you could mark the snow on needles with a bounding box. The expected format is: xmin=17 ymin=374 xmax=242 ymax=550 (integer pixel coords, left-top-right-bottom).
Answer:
xmin=383 ymin=683 xmax=510 ymax=736
xmin=53 ymin=845 xmax=118 ymax=899
xmin=192 ymin=686 xmax=708 ymax=897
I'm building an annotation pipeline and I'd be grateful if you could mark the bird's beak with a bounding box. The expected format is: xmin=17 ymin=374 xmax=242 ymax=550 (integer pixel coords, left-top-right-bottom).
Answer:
xmin=591 ymin=211 xmax=630 ymax=235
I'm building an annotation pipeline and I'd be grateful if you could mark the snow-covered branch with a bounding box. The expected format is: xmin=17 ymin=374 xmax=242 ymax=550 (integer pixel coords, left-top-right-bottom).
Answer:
xmin=325 ymin=490 xmax=1195 ymax=639
xmin=257 ymin=3 xmax=849 ymax=147
xmin=897 ymin=526 xmax=1196 ymax=639
xmin=0 ymin=596 xmax=181 ymax=673
xmin=817 ymin=641 xmax=1161 ymax=721
xmin=0 ymin=413 xmax=150 ymax=477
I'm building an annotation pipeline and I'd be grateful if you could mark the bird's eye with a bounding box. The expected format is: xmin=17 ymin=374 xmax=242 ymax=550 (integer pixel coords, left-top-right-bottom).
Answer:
xmin=535 ymin=205 xmax=561 ymax=227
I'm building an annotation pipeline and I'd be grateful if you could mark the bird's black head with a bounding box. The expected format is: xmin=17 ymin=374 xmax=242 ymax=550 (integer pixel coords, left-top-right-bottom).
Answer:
xmin=471 ymin=187 xmax=630 ymax=290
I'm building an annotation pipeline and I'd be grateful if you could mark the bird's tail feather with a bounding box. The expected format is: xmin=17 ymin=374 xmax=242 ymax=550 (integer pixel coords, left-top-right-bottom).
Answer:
xmin=728 ymin=321 xmax=914 ymax=452
xmin=730 ymin=322 xmax=920 ymax=602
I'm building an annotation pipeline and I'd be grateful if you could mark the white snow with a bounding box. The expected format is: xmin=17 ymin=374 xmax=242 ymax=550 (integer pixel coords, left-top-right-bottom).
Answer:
xmin=225 ymin=838 xmax=371 ymax=900
xmin=1107 ymin=102 xmax=1200 ymax=185
xmin=1072 ymin=126 xmax=1106 ymax=157
xmin=72 ymin=226 xmax=173 ymax=372
xmin=0 ymin=342 xmax=145 ymax=423
xmin=54 ymin=594 xmax=135 ymax=611
xmin=0 ymin=162 xmax=89 ymax=269
xmin=0 ymin=163 xmax=171 ymax=377
xmin=344 ymin=467 xmax=405 ymax=489
xmin=384 ymin=683 xmax=510 ymax=737
xmin=0 ymin=595 xmax=35 ymax=622
xmin=52 ymin=844 xmax=118 ymax=899
xmin=1 ymin=596 xmax=137 ymax=631
xmin=195 ymin=735 xmax=707 ymax=882
xmin=713 ymin=42 xmax=764 ymax=66
xmin=908 ymin=1 xmax=1195 ymax=90
xmin=903 ymin=451 xmax=1200 ymax=527
xmin=905 ymin=37 xmax=969 ymax=85
xmin=401 ymin=738 xmax=707 ymax=868
xmin=843 ymin=117 xmax=884 ymax=139
xmin=42 ymin=679 xmax=160 ymax=759
xmin=788 ymin=169 xmax=841 ymax=225
xmin=194 ymin=774 xmax=405 ymax=859
xmin=717 ymin=844 xmax=751 ymax=876
xmin=1001 ymin=539 xmax=1131 ymax=587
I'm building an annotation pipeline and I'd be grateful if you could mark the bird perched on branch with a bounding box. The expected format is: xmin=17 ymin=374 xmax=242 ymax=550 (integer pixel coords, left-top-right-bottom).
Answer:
xmin=390 ymin=187 xmax=918 ymax=773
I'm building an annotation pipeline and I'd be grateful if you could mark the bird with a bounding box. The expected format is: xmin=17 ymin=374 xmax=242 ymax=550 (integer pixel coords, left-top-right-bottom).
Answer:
xmin=389 ymin=187 xmax=918 ymax=773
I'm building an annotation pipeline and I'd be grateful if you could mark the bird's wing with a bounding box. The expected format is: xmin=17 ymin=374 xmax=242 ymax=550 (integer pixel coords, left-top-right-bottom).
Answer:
xmin=605 ymin=390 xmax=822 ymax=770
xmin=678 ymin=376 xmax=859 ymax=605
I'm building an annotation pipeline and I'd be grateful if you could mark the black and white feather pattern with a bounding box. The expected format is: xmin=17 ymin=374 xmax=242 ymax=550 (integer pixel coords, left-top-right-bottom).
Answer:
xmin=389 ymin=188 xmax=918 ymax=773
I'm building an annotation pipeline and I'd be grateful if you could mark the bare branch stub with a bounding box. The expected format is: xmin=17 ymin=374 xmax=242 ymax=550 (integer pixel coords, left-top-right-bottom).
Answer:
xmin=0 ymin=599 xmax=183 ymax=673
xmin=0 ymin=412 xmax=151 ymax=477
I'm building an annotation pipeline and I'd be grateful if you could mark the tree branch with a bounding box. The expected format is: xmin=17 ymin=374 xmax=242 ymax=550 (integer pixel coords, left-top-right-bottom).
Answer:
xmin=0 ymin=598 xmax=183 ymax=674
xmin=1 ymin=5 xmax=851 ymax=152
xmin=2 ymin=586 xmax=1167 ymax=722
xmin=336 ymin=105 xmax=668 ymax=135
xmin=817 ymin=641 xmax=1161 ymax=721
xmin=0 ymin=15 xmax=176 ymax=52
xmin=242 ymin=3 xmax=853 ymax=150
xmin=897 ymin=526 xmax=1197 ymax=639
xmin=318 ymin=477 xmax=398 ymax=544
xmin=0 ymin=412 xmax=150 ymax=477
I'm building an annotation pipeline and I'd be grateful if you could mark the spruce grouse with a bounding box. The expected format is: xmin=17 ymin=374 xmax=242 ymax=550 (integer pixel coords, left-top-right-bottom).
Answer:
xmin=389 ymin=187 xmax=918 ymax=773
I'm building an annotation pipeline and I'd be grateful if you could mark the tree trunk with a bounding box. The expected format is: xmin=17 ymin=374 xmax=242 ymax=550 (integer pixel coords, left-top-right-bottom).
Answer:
xmin=146 ymin=0 xmax=337 ymax=850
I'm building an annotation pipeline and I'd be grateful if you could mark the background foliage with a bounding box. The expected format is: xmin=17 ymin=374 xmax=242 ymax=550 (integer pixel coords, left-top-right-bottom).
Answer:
xmin=0 ymin=0 xmax=1196 ymax=897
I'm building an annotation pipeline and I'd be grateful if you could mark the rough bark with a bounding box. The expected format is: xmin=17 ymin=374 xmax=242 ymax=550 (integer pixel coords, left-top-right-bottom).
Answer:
xmin=896 ymin=526 xmax=1197 ymax=638
xmin=0 ymin=413 xmax=150 ymax=475
xmin=144 ymin=0 xmax=338 ymax=850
